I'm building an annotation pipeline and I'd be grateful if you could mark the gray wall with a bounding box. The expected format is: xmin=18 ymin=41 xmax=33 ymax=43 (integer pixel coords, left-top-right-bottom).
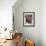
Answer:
xmin=41 ymin=0 xmax=46 ymax=46
xmin=13 ymin=0 xmax=41 ymax=46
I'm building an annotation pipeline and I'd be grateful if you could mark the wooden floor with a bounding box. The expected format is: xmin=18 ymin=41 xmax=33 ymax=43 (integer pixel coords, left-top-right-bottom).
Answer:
xmin=0 ymin=39 xmax=16 ymax=46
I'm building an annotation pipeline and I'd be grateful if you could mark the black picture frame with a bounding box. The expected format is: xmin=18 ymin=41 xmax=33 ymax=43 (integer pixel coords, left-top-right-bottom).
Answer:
xmin=23 ymin=12 xmax=35 ymax=27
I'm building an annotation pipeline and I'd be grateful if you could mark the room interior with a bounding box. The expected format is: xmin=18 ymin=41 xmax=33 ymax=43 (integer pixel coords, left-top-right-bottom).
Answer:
xmin=0 ymin=0 xmax=46 ymax=46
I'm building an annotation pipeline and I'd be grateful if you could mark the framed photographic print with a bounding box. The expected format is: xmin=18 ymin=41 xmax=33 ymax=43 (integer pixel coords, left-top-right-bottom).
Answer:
xmin=23 ymin=12 xmax=35 ymax=27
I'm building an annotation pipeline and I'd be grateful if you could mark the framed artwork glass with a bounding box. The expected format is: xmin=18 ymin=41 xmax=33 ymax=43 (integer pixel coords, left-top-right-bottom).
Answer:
xmin=23 ymin=12 xmax=35 ymax=27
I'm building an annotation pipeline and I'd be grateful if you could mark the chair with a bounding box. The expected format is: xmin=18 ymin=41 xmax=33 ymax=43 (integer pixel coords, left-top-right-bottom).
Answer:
xmin=15 ymin=33 xmax=23 ymax=46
